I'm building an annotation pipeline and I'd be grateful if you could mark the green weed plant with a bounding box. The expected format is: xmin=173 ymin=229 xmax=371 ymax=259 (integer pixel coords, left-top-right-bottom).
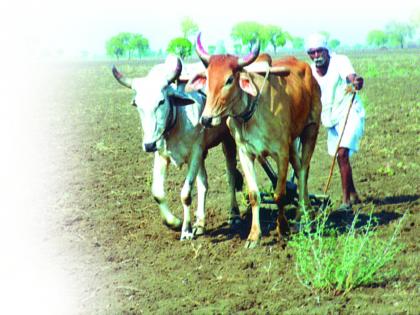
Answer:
xmin=289 ymin=207 xmax=406 ymax=294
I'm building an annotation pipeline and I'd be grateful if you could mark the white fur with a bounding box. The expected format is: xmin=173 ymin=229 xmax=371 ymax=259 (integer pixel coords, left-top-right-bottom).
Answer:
xmin=127 ymin=60 xmax=239 ymax=239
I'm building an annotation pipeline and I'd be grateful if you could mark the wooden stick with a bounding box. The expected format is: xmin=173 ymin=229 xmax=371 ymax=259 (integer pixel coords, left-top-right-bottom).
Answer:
xmin=323 ymin=91 xmax=357 ymax=194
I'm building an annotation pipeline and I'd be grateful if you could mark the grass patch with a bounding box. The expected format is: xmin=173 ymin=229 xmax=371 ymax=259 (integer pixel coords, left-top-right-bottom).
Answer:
xmin=289 ymin=208 xmax=406 ymax=295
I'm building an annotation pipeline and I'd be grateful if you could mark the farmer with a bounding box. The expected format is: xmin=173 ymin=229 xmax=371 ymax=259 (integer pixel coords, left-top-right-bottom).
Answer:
xmin=306 ymin=33 xmax=365 ymax=211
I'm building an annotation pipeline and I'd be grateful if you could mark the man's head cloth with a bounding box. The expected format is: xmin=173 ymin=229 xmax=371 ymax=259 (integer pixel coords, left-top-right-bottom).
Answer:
xmin=306 ymin=33 xmax=329 ymax=52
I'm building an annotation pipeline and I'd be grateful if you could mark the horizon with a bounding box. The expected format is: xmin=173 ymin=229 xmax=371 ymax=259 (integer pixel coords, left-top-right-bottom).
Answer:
xmin=4 ymin=0 xmax=420 ymax=59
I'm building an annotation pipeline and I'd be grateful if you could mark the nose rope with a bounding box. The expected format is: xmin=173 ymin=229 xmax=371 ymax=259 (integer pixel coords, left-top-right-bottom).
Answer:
xmin=232 ymin=68 xmax=270 ymax=123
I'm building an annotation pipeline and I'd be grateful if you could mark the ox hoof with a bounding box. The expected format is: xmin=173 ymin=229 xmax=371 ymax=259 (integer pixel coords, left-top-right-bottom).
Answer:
xmin=180 ymin=230 xmax=194 ymax=241
xmin=244 ymin=239 xmax=260 ymax=249
xmin=163 ymin=217 xmax=182 ymax=231
xmin=192 ymin=224 xmax=206 ymax=237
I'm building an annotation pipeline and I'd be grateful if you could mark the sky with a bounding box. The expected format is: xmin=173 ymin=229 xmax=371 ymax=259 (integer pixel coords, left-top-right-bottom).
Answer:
xmin=3 ymin=0 xmax=419 ymax=59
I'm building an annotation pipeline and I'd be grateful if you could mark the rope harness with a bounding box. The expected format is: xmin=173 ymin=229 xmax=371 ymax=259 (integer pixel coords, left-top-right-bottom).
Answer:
xmin=232 ymin=68 xmax=270 ymax=123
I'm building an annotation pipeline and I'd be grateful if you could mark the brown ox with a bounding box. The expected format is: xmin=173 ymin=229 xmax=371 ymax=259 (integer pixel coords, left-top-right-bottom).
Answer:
xmin=187 ymin=34 xmax=322 ymax=248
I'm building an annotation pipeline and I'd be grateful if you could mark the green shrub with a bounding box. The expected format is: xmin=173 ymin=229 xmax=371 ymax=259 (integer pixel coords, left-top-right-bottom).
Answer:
xmin=289 ymin=208 xmax=406 ymax=294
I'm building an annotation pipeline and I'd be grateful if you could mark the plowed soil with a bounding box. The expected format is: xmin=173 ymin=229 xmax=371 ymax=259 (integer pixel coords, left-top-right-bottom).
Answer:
xmin=42 ymin=50 xmax=419 ymax=314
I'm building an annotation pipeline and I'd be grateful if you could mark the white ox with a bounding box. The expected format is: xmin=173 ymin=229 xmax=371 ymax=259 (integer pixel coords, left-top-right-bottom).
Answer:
xmin=112 ymin=56 xmax=243 ymax=240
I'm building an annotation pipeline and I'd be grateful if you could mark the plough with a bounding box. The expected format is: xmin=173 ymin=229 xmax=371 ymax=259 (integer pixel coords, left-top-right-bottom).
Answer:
xmin=256 ymin=144 xmax=330 ymax=212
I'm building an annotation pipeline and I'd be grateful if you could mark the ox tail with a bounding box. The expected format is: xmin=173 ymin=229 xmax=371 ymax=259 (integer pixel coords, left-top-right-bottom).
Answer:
xmin=234 ymin=168 xmax=244 ymax=191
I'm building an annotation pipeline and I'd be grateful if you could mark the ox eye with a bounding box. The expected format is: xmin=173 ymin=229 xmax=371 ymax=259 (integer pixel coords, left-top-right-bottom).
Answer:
xmin=225 ymin=76 xmax=234 ymax=86
xmin=158 ymin=99 xmax=165 ymax=106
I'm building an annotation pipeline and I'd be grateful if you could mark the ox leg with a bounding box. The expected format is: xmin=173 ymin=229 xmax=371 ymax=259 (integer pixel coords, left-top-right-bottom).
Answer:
xmin=193 ymin=160 xmax=207 ymax=237
xmin=238 ymin=148 xmax=261 ymax=248
xmin=222 ymin=139 xmax=241 ymax=228
xmin=289 ymin=143 xmax=302 ymax=221
xmin=297 ymin=123 xmax=319 ymax=219
xmin=289 ymin=139 xmax=301 ymax=183
xmin=152 ymin=153 xmax=182 ymax=230
xmin=180 ymin=148 xmax=202 ymax=240
xmin=274 ymin=153 xmax=291 ymax=240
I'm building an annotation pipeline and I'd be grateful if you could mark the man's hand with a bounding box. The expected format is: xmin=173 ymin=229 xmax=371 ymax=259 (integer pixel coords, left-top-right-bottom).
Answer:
xmin=353 ymin=75 xmax=364 ymax=90
xmin=347 ymin=73 xmax=364 ymax=90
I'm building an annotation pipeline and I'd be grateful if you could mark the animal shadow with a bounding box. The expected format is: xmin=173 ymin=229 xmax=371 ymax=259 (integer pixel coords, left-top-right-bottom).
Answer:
xmin=207 ymin=203 xmax=405 ymax=243
xmin=208 ymin=206 xmax=294 ymax=243
xmin=326 ymin=209 xmax=403 ymax=233
xmin=326 ymin=193 xmax=418 ymax=233
xmin=363 ymin=194 xmax=419 ymax=206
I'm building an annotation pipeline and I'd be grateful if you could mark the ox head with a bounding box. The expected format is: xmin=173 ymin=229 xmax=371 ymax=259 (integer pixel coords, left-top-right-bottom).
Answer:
xmin=112 ymin=56 xmax=195 ymax=152
xmin=186 ymin=33 xmax=261 ymax=127
xmin=187 ymin=34 xmax=291 ymax=128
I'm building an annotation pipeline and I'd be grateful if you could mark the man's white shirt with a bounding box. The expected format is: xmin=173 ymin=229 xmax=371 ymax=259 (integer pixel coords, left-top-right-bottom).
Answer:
xmin=311 ymin=53 xmax=365 ymax=128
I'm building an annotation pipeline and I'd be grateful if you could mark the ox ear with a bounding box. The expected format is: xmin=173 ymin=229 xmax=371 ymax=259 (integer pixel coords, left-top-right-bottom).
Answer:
xmin=185 ymin=72 xmax=207 ymax=93
xmin=239 ymin=73 xmax=258 ymax=97
xmin=270 ymin=66 xmax=291 ymax=77
xmin=167 ymin=89 xmax=196 ymax=106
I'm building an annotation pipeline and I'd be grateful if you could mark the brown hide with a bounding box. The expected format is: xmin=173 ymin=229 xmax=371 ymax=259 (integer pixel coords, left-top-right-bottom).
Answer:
xmin=203 ymin=55 xmax=241 ymax=118
xmin=203 ymin=55 xmax=321 ymax=142
xmin=270 ymin=56 xmax=322 ymax=138
xmin=201 ymin=53 xmax=321 ymax=246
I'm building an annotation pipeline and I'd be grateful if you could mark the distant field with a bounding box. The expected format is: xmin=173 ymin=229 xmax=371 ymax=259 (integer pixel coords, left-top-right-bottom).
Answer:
xmin=48 ymin=49 xmax=419 ymax=314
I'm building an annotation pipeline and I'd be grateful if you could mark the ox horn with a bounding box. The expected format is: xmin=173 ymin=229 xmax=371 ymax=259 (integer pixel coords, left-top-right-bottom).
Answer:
xmin=237 ymin=39 xmax=260 ymax=68
xmin=196 ymin=32 xmax=210 ymax=67
xmin=166 ymin=56 xmax=183 ymax=84
xmin=112 ymin=65 xmax=132 ymax=89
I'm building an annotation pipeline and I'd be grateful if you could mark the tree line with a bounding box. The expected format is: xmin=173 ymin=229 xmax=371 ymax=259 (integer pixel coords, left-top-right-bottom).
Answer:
xmin=106 ymin=16 xmax=420 ymax=60
xmin=105 ymin=18 xmax=312 ymax=60
xmin=106 ymin=32 xmax=149 ymax=59
xmin=367 ymin=21 xmax=417 ymax=48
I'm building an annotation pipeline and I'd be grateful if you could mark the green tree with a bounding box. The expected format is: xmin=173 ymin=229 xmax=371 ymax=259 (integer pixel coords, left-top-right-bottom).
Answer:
xmin=385 ymin=21 xmax=415 ymax=48
xmin=231 ymin=21 xmax=266 ymax=51
xmin=291 ymin=36 xmax=304 ymax=50
xmin=264 ymin=24 xmax=287 ymax=54
xmin=167 ymin=37 xmax=193 ymax=60
xmin=118 ymin=32 xmax=133 ymax=57
xmin=329 ymin=39 xmax=341 ymax=50
xmin=366 ymin=30 xmax=389 ymax=48
xmin=129 ymin=34 xmax=149 ymax=59
xmin=106 ymin=37 xmax=122 ymax=59
xmin=106 ymin=32 xmax=132 ymax=59
xmin=181 ymin=17 xmax=199 ymax=41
